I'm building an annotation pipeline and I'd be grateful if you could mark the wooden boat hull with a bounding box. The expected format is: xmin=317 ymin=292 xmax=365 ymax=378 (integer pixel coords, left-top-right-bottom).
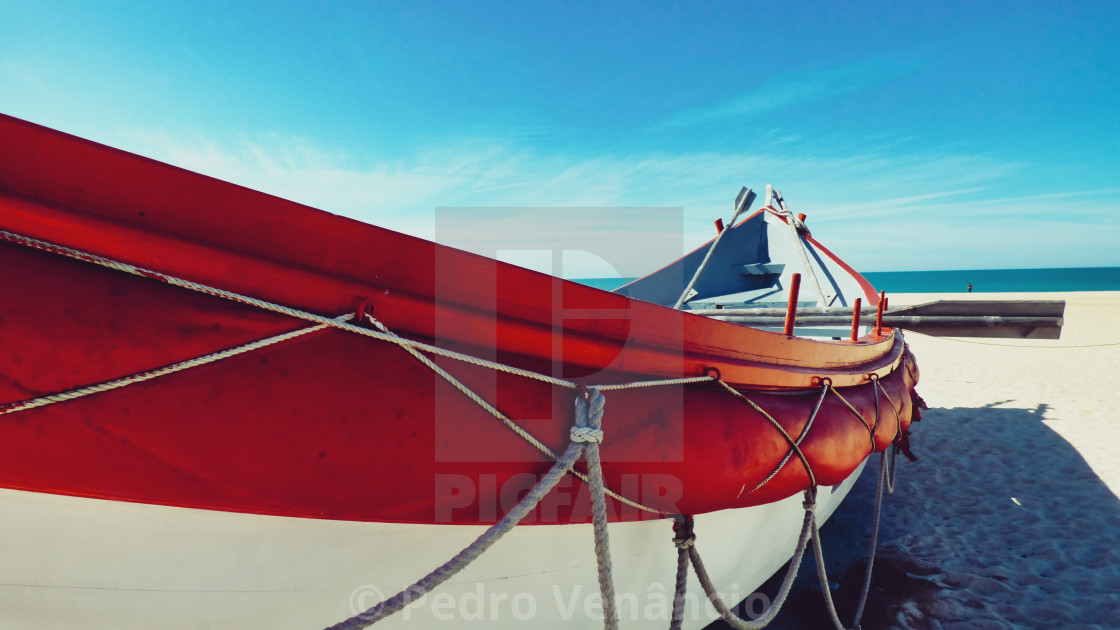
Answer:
xmin=0 ymin=463 xmax=864 ymax=629
xmin=0 ymin=113 xmax=920 ymax=627
xmin=0 ymin=113 xmax=918 ymax=522
xmin=0 ymin=233 xmax=916 ymax=522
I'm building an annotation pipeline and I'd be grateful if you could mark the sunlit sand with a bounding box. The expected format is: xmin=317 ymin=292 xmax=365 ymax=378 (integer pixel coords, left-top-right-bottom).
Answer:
xmin=757 ymin=292 xmax=1120 ymax=628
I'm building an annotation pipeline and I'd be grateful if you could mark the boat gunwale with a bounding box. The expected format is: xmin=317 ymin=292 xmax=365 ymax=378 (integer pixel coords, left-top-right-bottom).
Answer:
xmin=0 ymin=114 xmax=905 ymax=390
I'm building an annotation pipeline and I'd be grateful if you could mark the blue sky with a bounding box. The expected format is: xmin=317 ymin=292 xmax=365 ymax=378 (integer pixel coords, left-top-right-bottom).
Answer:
xmin=2 ymin=1 xmax=1118 ymax=274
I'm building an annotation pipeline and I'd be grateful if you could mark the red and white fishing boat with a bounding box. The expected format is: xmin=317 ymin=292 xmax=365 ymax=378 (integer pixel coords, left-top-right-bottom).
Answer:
xmin=0 ymin=114 xmax=921 ymax=629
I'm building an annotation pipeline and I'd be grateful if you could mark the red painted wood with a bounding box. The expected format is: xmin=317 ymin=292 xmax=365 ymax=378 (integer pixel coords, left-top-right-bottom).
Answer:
xmin=0 ymin=114 xmax=921 ymax=525
xmin=876 ymin=290 xmax=887 ymax=336
xmin=850 ymin=297 xmax=863 ymax=342
xmin=784 ymin=273 xmax=802 ymax=336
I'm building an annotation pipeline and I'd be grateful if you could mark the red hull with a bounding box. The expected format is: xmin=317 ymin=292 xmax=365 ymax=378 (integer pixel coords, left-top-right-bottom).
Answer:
xmin=0 ymin=114 xmax=919 ymax=525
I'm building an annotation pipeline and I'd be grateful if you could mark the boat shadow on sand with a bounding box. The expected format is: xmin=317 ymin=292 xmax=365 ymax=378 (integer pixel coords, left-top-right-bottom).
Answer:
xmin=709 ymin=402 xmax=1120 ymax=630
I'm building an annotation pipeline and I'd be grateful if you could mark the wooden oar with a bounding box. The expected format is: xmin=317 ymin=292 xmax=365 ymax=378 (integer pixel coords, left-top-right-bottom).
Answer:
xmin=693 ymin=299 xmax=1067 ymax=339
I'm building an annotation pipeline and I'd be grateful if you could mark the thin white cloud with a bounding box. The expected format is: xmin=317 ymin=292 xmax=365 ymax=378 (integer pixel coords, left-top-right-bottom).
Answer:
xmin=0 ymin=57 xmax=47 ymax=91
xmin=111 ymin=127 xmax=1119 ymax=275
xmin=817 ymin=187 xmax=1120 ymax=225
xmin=826 ymin=217 xmax=1120 ymax=272
xmin=657 ymin=57 xmax=924 ymax=129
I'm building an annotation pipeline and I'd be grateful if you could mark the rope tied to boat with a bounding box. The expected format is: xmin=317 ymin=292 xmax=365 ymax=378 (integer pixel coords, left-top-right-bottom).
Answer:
xmin=0 ymin=227 xmax=691 ymax=516
xmin=671 ymin=516 xmax=696 ymax=550
xmin=0 ymin=314 xmax=355 ymax=416
xmin=669 ymin=516 xmax=696 ymax=630
xmin=808 ymin=449 xmax=892 ymax=630
xmin=673 ymin=489 xmax=817 ymax=630
xmin=674 ymin=370 xmax=910 ymax=628
xmin=676 ymin=448 xmax=894 ymax=630
xmin=329 ymin=387 xmax=620 ymax=630
xmin=830 ymin=386 xmax=877 ymax=450
xmin=569 ymin=426 xmax=605 ymax=444
xmin=713 ymin=378 xmax=818 ymax=489
xmin=744 ymin=380 xmax=831 ymax=497
xmin=0 ymin=227 xmax=919 ymax=629
xmin=574 ymin=387 xmax=620 ymax=630
xmin=871 ymin=375 xmax=903 ymax=494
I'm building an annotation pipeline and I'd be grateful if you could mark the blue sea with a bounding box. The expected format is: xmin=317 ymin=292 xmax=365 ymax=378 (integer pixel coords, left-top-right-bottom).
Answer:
xmin=575 ymin=267 xmax=1120 ymax=293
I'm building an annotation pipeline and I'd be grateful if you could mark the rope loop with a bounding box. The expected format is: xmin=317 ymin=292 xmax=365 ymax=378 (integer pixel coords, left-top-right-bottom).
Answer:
xmin=573 ymin=386 xmax=607 ymax=432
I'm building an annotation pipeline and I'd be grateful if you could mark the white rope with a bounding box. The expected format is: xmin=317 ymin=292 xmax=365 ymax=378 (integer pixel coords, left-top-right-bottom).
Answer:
xmin=672 ymin=187 xmax=755 ymax=309
xmin=850 ymin=451 xmax=888 ymax=627
xmin=715 ymin=379 xmax=817 ymax=488
xmin=0 ymin=315 xmax=352 ymax=416
xmin=574 ymin=388 xmax=619 ymax=630
xmin=2 ymin=228 xmax=906 ymax=628
xmin=362 ymin=313 xmax=562 ymax=462
xmin=746 ymin=383 xmax=830 ymax=495
xmin=327 ymin=433 xmax=587 ymax=629
xmin=871 ymin=377 xmax=902 ymax=496
xmin=327 ymin=388 xmax=620 ymax=630
xmin=681 ymin=490 xmax=816 ymax=629
xmin=596 ymin=376 xmax=715 ymax=391
xmin=0 ymin=230 xmax=576 ymax=389
xmin=0 ymin=229 xmax=722 ymax=394
xmin=362 ymin=313 xmax=663 ymax=516
xmin=570 ymin=426 xmax=605 ymax=443
xmin=0 ymin=229 xmax=731 ymax=515
xmin=810 ymin=450 xmax=890 ymax=630
xmin=678 ymin=375 xmax=900 ymax=629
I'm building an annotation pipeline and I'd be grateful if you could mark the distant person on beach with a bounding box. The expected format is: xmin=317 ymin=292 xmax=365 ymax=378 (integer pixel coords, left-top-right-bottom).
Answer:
xmin=968 ymin=283 xmax=973 ymax=293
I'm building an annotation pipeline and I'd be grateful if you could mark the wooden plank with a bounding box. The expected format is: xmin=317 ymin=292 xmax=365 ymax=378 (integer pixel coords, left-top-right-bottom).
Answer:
xmin=710 ymin=315 xmax=1061 ymax=326
xmin=707 ymin=314 xmax=1064 ymax=339
xmin=689 ymin=299 xmax=1066 ymax=319
xmin=739 ymin=263 xmax=785 ymax=277
xmin=900 ymin=324 xmax=1062 ymax=340
xmin=888 ymin=300 xmax=1066 ymax=318
xmin=690 ymin=306 xmax=875 ymax=317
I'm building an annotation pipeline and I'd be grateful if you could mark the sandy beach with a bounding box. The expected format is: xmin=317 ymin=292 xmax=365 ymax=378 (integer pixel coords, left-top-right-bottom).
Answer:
xmin=735 ymin=291 xmax=1120 ymax=629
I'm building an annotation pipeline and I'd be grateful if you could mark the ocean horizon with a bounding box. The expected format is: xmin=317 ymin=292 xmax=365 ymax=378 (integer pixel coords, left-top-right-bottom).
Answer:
xmin=573 ymin=266 xmax=1120 ymax=293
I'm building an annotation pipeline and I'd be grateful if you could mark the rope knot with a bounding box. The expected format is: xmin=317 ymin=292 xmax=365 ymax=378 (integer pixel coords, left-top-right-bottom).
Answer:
xmin=672 ymin=515 xmax=696 ymax=549
xmin=802 ymin=488 xmax=818 ymax=512
xmin=570 ymin=426 xmax=604 ymax=444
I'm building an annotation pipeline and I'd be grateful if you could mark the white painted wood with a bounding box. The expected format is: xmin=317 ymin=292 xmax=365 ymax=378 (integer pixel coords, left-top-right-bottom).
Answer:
xmin=0 ymin=462 xmax=866 ymax=629
xmin=738 ymin=263 xmax=786 ymax=277
xmin=772 ymin=189 xmax=835 ymax=307
xmin=672 ymin=187 xmax=755 ymax=309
